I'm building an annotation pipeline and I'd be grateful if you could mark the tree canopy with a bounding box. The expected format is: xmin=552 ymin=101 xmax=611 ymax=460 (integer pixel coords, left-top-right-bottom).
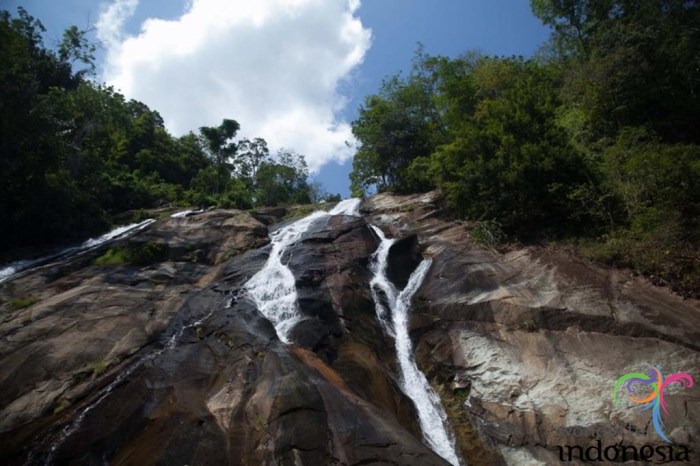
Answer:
xmin=349 ymin=0 xmax=699 ymax=294
xmin=0 ymin=8 xmax=331 ymax=253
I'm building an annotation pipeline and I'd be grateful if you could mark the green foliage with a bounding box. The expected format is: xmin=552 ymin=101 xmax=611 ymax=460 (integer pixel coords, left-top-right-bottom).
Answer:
xmin=10 ymin=295 xmax=39 ymax=310
xmin=90 ymin=359 xmax=109 ymax=378
xmin=0 ymin=7 xmax=321 ymax=255
xmin=471 ymin=220 xmax=506 ymax=249
xmin=126 ymin=242 xmax=169 ymax=266
xmin=53 ymin=397 xmax=71 ymax=415
xmin=93 ymin=242 xmax=168 ymax=266
xmin=199 ymin=119 xmax=240 ymax=195
xmin=350 ymin=48 xmax=444 ymax=195
xmin=255 ymin=150 xmax=312 ymax=206
xmin=350 ymin=3 xmax=700 ymax=293
xmin=284 ymin=204 xmax=320 ymax=220
xmin=93 ymin=247 xmax=128 ymax=266
xmin=520 ymin=318 xmax=538 ymax=332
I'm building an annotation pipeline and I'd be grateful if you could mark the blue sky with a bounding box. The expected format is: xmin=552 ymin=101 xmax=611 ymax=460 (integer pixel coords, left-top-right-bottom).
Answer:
xmin=4 ymin=1 xmax=550 ymax=197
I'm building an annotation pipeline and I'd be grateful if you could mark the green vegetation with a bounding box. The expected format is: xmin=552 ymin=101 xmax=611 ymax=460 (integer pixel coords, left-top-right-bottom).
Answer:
xmin=1 ymin=7 xmax=339 ymax=255
xmin=350 ymin=2 xmax=699 ymax=295
xmin=93 ymin=247 xmax=128 ymax=266
xmin=283 ymin=203 xmax=330 ymax=220
xmin=9 ymin=295 xmax=39 ymax=310
xmin=470 ymin=220 xmax=506 ymax=249
xmin=90 ymin=359 xmax=109 ymax=378
xmin=53 ymin=397 xmax=71 ymax=415
xmin=93 ymin=242 xmax=168 ymax=266
xmin=126 ymin=242 xmax=168 ymax=265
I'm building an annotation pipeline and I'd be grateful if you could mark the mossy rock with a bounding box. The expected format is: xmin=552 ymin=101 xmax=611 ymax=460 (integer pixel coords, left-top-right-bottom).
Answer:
xmin=9 ymin=296 xmax=38 ymax=310
xmin=93 ymin=242 xmax=169 ymax=267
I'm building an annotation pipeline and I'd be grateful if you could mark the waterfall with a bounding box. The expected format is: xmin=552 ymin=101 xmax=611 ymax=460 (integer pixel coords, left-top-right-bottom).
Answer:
xmin=244 ymin=198 xmax=360 ymax=342
xmin=0 ymin=219 xmax=155 ymax=284
xmin=40 ymin=201 xmax=367 ymax=463
xmin=369 ymin=225 xmax=462 ymax=466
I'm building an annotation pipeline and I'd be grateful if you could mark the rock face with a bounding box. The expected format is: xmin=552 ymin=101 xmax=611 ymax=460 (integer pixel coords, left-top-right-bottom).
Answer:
xmin=364 ymin=191 xmax=700 ymax=465
xmin=0 ymin=209 xmax=271 ymax=461
xmin=0 ymin=206 xmax=448 ymax=465
xmin=1 ymin=194 xmax=698 ymax=466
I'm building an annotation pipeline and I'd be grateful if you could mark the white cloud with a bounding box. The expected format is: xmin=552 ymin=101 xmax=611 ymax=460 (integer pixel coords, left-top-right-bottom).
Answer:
xmin=95 ymin=0 xmax=139 ymax=49
xmin=97 ymin=0 xmax=371 ymax=171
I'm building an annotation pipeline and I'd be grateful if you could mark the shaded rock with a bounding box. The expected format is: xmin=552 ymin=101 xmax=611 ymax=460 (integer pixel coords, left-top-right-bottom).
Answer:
xmin=132 ymin=209 xmax=269 ymax=265
xmin=387 ymin=234 xmax=421 ymax=289
xmin=0 ymin=205 xmax=456 ymax=465
xmin=250 ymin=206 xmax=287 ymax=226
xmin=6 ymin=193 xmax=697 ymax=466
xmin=12 ymin=294 xmax=451 ymax=466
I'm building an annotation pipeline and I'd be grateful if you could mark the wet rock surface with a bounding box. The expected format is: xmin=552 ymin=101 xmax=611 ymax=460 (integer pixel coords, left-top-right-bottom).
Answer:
xmin=1 ymin=195 xmax=698 ymax=465
xmin=364 ymin=191 xmax=700 ymax=465
xmin=0 ymin=206 xmax=448 ymax=465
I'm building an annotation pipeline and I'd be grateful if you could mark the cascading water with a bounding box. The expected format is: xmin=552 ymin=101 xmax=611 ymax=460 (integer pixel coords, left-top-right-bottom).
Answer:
xmin=243 ymin=198 xmax=360 ymax=342
xmin=369 ymin=225 xmax=462 ymax=466
xmin=0 ymin=219 xmax=155 ymax=284
xmin=40 ymin=200 xmax=361 ymax=464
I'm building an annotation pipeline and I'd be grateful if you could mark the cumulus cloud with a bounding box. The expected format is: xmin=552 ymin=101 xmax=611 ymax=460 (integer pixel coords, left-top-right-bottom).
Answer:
xmin=97 ymin=0 xmax=371 ymax=171
xmin=95 ymin=0 xmax=139 ymax=48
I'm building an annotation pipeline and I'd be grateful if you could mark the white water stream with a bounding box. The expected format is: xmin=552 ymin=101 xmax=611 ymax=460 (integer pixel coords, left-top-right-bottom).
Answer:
xmin=35 ymin=200 xmax=461 ymax=464
xmin=243 ymin=198 xmax=360 ymax=342
xmin=369 ymin=225 xmax=462 ymax=466
xmin=0 ymin=219 xmax=155 ymax=284
xmin=39 ymin=200 xmax=361 ymax=464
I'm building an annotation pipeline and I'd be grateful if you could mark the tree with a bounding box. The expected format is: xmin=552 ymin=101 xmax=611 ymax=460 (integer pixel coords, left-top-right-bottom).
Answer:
xmin=255 ymin=150 xmax=311 ymax=206
xmin=0 ymin=7 xmax=101 ymax=248
xmin=350 ymin=48 xmax=444 ymax=195
xmin=236 ymin=137 xmax=269 ymax=189
xmin=58 ymin=25 xmax=96 ymax=77
xmin=199 ymin=119 xmax=240 ymax=194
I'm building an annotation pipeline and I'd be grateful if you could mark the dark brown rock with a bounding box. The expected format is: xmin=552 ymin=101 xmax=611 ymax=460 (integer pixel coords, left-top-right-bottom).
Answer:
xmin=0 ymin=207 xmax=455 ymax=465
xmin=386 ymin=234 xmax=421 ymax=289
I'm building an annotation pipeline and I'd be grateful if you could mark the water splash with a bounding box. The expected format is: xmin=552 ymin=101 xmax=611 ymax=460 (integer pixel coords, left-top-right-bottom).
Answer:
xmin=369 ymin=225 xmax=462 ymax=466
xmin=0 ymin=219 xmax=155 ymax=284
xmin=243 ymin=198 xmax=361 ymax=342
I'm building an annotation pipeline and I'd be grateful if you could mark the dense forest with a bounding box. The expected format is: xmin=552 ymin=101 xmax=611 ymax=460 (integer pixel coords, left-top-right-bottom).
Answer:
xmin=0 ymin=8 xmax=338 ymax=254
xmin=350 ymin=0 xmax=699 ymax=295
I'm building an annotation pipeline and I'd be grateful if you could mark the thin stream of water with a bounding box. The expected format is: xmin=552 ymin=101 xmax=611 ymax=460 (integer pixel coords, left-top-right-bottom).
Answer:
xmin=369 ymin=225 xmax=462 ymax=466
xmin=0 ymin=219 xmax=155 ymax=284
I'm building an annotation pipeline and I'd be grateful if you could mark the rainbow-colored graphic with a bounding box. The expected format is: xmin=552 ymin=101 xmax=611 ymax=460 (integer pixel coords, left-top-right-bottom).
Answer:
xmin=613 ymin=367 xmax=694 ymax=442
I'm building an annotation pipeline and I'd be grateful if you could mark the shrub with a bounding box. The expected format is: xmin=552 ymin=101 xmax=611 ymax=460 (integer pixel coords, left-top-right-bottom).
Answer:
xmin=93 ymin=247 xmax=128 ymax=266
xmin=471 ymin=219 xmax=505 ymax=248
xmin=93 ymin=242 xmax=168 ymax=266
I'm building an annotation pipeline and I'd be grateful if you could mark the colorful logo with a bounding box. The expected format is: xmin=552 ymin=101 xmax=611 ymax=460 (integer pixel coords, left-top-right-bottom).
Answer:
xmin=613 ymin=367 xmax=694 ymax=442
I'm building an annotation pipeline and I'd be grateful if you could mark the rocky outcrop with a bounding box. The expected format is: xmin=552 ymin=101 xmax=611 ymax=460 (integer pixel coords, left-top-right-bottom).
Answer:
xmin=0 ymin=210 xmax=270 ymax=457
xmin=0 ymin=206 xmax=451 ymax=465
xmin=1 ymin=194 xmax=698 ymax=466
xmin=364 ymin=191 xmax=700 ymax=465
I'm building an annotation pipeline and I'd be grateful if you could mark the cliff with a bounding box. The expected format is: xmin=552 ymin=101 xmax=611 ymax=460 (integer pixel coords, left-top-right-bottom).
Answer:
xmin=0 ymin=193 xmax=697 ymax=465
